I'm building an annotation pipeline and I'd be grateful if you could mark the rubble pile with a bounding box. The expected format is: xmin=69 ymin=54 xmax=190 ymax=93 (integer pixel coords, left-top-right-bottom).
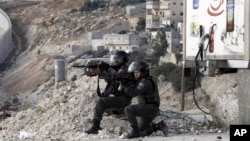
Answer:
xmin=0 ymin=63 xmax=224 ymax=141
xmin=0 ymin=69 xmax=128 ymax=140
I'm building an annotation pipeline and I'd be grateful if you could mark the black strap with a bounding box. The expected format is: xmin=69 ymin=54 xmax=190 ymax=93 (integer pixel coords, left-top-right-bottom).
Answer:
xmin=96 ymin=75 xmax=102 ymax=97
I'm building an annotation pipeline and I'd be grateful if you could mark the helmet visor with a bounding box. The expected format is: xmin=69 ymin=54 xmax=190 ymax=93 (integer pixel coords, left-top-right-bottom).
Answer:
xmin=128 ymin=62 xmax=139 ymax=73
xmin=110 ymin=55 xmax=123 ymax=66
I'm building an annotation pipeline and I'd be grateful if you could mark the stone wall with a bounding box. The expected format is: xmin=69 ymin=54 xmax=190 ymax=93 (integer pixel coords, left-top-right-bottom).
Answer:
xmin=237 ymin=69 xmax=250 ymax=124
xmin=201 ymin=70 xmax=250 ymax=126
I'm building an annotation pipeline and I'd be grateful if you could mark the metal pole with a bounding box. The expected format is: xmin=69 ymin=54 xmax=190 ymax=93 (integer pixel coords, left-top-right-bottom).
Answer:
xmin=181 ymin=0 xmax=187 ymax=111
xmin=245 ymin=0 xmax=250 ymax=59
xmin=181 ymin=62 xmax=185 ymax=111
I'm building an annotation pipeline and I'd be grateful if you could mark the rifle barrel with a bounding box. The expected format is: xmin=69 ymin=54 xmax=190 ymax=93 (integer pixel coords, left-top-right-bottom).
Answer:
xmin=73 ymin=65 xmax=89 ymax=68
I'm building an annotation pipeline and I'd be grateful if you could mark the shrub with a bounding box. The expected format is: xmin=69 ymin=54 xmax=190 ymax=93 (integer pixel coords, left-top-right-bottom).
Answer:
xmin=150 ymin=63 xmax=197 ymax=92
xmin=79 ymin=0 xmax=105 ymax=12
xmin=169 ymin=66 xmax=182 ymax=91
xmin=136 ymin=17 xmax=145 ymax=32
xmin=128 ymin=51 xmax=148 ymax=64
xmin=118 ymin=0 xmax=146 ymax=7
xmin=150 ymin=63 xmax=176 ymax=80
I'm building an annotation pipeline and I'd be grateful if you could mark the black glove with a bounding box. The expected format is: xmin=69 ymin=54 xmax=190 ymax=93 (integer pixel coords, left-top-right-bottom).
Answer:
xmin=100 ymin=92 xmax=109 ymax=97
xmin=98 ymin=62 xmax=110 ymax=71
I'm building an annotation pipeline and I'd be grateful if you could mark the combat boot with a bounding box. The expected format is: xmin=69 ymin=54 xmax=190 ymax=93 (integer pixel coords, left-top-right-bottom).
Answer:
xmin=157 ymin=120 xmax=168 ymax=136
xmin=85 ymin=120 xmax=101 ymax=134
xmin=126 ymin=127 xmax=141 ymax=139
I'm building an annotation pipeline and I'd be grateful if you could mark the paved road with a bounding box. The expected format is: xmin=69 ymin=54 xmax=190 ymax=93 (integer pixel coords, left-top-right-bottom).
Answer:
xmin=98 ymin=132 xmax=230 ymax=141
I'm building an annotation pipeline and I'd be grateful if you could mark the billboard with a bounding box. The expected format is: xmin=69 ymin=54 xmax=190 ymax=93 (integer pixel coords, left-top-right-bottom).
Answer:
xmin=185 ymin=0 xmax=245 ymax=60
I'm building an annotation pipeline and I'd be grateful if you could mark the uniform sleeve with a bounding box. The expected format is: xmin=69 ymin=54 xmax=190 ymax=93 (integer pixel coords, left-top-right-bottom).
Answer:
xmin=124 ymin=79 xmax=154 ymax=98
xmin=100 ymin=66 xmax=128 ymax=81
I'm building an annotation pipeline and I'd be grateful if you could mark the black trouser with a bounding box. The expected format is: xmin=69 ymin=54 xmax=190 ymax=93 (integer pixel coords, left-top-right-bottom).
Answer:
xmin=93 ymin=95 xmax=131 ymax=122
xmin=125 ymin=104 xmax=159 ymax=131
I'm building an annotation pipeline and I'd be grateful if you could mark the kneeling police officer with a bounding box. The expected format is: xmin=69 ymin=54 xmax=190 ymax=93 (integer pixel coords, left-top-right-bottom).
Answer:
xmin=122 ymin=61 xmax=168 ymax=138
xmin=85 ymin=50 xmax=134 ymax=134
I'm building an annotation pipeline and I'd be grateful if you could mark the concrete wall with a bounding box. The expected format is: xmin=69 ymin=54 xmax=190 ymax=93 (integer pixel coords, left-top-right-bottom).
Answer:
xmin=126 ymin=3 xmax=146 ymax=17
xmin=71 ymin=43 xmax=91 ymax=56
xmin=91 ymin=39 xmax=104 ymax=51
xmin=0 ymin=9 xmax=13 ymax=63
xmin=238 ymin=69 xmax=250 ymax=124
xmin=89 ymin=22 xmax=129 ymax=40
xmin=199 ymin=70 xmax=250 ymax=126
xmin=201 ymin=74 xmax=240 ymax=127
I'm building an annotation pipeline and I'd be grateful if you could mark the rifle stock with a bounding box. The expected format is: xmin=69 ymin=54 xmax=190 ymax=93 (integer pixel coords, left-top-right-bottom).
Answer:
xmin=73 ymin=61 xmax=109 ymax=69
xmin=72 ymin=65 xmax=90 ymax=68
xmin=73 ymin=61 xmax=111 ymax=76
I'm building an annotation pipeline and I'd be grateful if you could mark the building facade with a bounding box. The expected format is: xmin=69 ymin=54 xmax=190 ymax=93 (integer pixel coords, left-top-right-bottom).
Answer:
xmin=169 ymin=0 xmax=183 ymax=28
xmin=145 ymin=0 xmax=171 ymax=31
xmin=146 ymin=0 xmax=183 ymax=31
xmin=103 ymin=32 xmax=141 ymax=53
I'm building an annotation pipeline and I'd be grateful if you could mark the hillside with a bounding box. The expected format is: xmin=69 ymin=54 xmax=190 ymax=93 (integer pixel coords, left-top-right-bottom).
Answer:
xmin=0 ymin=0 xmax=127 ymax=95
xmin=0 ymin=1 xmax=226 ymax=140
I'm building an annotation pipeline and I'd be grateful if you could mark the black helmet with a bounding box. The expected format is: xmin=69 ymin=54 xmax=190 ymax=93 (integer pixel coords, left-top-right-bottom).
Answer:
xmin=110 ymin=50 xmax=129 ymax=66
xmin=128 ymin=61 xmax=149 ymax=74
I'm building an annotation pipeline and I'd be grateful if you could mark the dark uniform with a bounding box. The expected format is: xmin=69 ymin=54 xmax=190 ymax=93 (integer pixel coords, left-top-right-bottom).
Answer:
xmin=85 ymin=50 xmax=134 ymax=134
xmin=92 ymin=65 xmax=132 ymax=122
xmin=122 ymin=61 xmax=168 ymax=138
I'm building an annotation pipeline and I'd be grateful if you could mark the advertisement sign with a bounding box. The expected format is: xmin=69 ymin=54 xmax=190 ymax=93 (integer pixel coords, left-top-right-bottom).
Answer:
xmin=185 ymin=0 xmax=245 ymax=60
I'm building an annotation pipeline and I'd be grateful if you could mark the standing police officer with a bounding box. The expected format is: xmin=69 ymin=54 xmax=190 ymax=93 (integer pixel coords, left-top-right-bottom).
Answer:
xmin=122 ymin=61 xmax=168 ymax=138
xmin=85 ymin=50 xmax=134 ymax=134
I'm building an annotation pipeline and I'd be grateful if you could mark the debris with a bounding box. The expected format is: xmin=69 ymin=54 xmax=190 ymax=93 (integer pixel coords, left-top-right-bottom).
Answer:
xmin=19 ymin=131 xmax=36 ymax=140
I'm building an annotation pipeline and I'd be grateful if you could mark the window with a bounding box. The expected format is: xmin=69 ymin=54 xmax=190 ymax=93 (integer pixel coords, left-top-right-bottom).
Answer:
xmin=124 ymin=36 xmax=128 ymax=40
xmin=147 ymin=20 xmax=152 ymax=24
xmin=180 ymin=12 xmax=183 ymax=16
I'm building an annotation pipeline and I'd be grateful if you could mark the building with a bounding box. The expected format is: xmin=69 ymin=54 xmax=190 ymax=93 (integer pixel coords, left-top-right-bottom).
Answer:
xmin=126 ymin=3 xmax=146 ymax=31
xmin=88 ymin=22 xmax=129 ymax=51
xmin=145 ymin=0 xmax=171 ymax=31
xmin=169 ymin=0 xmax=183 ymax=28
xmin=103 ymin=32 xmax=141 ymax=53
xmin=145 ymin=0 xmax=183 ymax=65
xmin=146 ymin=0 xmax=183 ymax=30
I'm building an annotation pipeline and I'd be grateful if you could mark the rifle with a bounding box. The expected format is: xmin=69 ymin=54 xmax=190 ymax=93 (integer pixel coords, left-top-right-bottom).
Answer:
xmin=111 ymin=72 xmax=136 ymax=82
xmin=73 ymin=61 xmax=110 ymax=69
xmin=73 ymin=61 xmax=137 ymax=96
xmin=73 ymin=61 xmax=120 ymax=76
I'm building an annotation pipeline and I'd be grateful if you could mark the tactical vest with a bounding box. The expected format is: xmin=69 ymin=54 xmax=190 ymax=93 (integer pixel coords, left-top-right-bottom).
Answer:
xmin=137 ymin=76 xmax=160 ymax=106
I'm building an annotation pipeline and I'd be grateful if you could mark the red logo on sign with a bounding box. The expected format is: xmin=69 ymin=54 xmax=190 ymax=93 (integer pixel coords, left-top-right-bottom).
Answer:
xmin=207 ymin=0 xmax=224 ymax=16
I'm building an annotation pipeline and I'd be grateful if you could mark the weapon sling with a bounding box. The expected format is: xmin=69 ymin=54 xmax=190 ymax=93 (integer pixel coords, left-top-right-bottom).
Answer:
xmin=96 ymin=75 xmax=102 ymax=97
